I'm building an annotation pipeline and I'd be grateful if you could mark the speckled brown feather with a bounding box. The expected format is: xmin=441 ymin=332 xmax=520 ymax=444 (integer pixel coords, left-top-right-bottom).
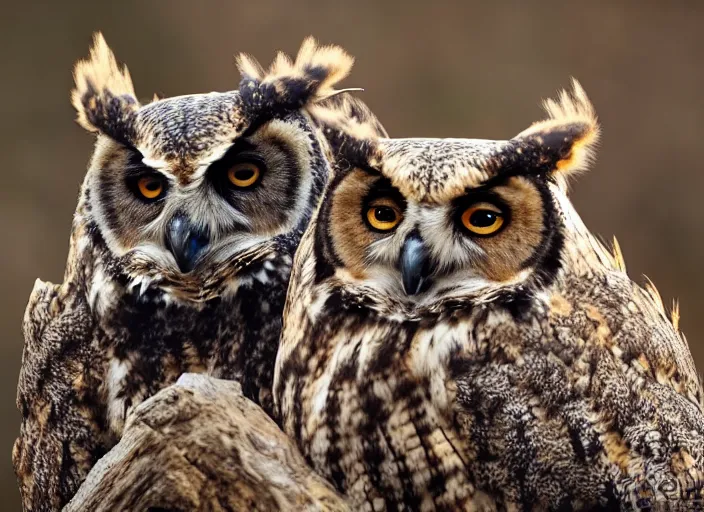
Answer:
xmin=14 ymin=214 xmax=108 ymax=511
xmin=14 ymin=35 xmax=365 ymax=511
xmin=275 ymin=81 xmax=704 ymax=511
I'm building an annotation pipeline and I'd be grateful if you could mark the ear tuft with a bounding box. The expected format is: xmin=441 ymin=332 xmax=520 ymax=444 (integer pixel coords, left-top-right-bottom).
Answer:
xmin=309 ymin=92 xmax=387 ymax=168
xmin=71 ymin=32 xmax=139 ymax=144
xmin=515 ymin=79 xmax=600 ymax=182
xmin=236 ymin=37 xmax=356 ymax=118
xmin=290 ymin=36 xmax=355 ymax=101
xmin=311 ymin=92 xmax=388 ymax=141
xmin=540 ymin=78 xmax=597 ymax=130
xmin=236 ymin=53 xmax=266 ymax=82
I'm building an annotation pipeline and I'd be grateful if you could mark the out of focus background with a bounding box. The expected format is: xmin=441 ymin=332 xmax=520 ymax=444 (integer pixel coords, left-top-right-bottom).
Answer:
xmin=2 ymin=1 xmax=703 ymax=506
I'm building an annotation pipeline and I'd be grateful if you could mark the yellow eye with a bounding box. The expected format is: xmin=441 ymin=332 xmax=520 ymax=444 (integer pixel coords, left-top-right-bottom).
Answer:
xmin=461 ymin=203 xmax=504 ymax=235
xmin=137 ymin=176 xmax=165 ymax=200
xmin=228 ymin=162 xmax=261 ymax=188
xmin=365 ymin=199 xmax=402 ymax=232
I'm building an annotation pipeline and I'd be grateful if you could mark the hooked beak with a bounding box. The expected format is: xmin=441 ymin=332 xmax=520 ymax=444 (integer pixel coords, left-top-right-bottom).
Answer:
xmin=399 ymin=233 xmax=431 ymax=296
xmin=165 ymin=213 xmax=210 ymax=273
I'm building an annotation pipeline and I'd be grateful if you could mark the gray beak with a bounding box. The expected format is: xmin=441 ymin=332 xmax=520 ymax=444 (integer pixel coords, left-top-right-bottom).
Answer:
xmin=165 ymin=213 xmax=210 ymax=273
xmin=399 ymin=232 xmax=431 ymax=295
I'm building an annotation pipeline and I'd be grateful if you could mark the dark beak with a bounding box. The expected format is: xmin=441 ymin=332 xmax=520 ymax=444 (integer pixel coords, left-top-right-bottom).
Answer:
xmin=399 ymin=233 xmax=431 ymax=295
xmin=165 ymin=213 xmax=209 ymax=273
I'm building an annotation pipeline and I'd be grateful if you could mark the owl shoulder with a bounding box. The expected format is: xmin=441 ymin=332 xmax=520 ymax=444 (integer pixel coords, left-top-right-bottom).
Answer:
xmin=16 ymin=277 xmax=107 ymax=510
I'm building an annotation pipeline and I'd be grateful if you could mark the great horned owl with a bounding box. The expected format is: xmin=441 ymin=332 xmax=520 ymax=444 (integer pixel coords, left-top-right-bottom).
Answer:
xmin=14 ymin=33 xmax=357 ymax=511
xmin=275 ymin=81 xmax=704 ymax=510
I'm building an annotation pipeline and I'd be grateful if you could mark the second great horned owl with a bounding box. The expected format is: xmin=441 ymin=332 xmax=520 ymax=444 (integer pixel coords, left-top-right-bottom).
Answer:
xmin=275 ymin=81 xmax=704 ymax=510
xmin=14 ymin=33 xmax=357 ymax=511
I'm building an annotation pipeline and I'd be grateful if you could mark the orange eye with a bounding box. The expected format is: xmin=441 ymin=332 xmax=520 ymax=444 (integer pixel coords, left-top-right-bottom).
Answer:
xmin=137 ymin=176 xmax=165 ymax=200
xmin=365 ymin=199 xmax=402 ymax=232
xmin=461 ymin=203 xmax=504 ymax=235
xmin=228 ymin=162 xmax=261 ymax=188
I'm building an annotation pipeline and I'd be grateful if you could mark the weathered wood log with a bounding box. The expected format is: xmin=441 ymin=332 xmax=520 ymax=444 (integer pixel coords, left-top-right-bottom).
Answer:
xmin=64 ymin=374 xmax=349 ymax=511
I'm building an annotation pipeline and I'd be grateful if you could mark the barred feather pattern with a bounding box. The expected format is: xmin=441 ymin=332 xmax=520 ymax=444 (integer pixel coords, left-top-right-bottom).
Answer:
xmin=14 ymin=34 xmax=357 ymax=511
xmin=275 ymin=81 xmax=704 ymax=511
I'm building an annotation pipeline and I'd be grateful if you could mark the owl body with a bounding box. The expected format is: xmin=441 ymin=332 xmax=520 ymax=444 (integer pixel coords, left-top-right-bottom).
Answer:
xmin=15 ymin=35 xmax=356 ymax=510
xmin=275 ymin=83 xmax=704 ymax=510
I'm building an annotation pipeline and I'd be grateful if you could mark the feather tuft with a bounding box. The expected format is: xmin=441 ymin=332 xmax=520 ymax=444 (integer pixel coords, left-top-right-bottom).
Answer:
xmin=70 ymin=32 xmax=139 ymax=144
xmin=610 ymin=237 xmax=627 ymax=273
xmin=311 ymin=92 xmax=387 ymax=141
xmin=515 ymin=79 xmax=601 ymax=187
xmin=672 ymin=300 xmax=681 ymax=331
xmin=235 ymin=37 xmax=356 ymax=118
xmin=643 ymin=275 xmax=665 ymax=314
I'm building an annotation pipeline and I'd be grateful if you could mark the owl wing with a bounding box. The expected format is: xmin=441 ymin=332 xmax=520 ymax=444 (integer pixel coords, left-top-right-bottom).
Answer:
xmin=451 ymin=276 xmax=704 ymax=509
xmin=452 ymin=352 xmax=616 ymax=509
xmin=453 ymin=351 xmax=704 ymax=509
xmin=14 ymin=278 xmax=107 ymax=511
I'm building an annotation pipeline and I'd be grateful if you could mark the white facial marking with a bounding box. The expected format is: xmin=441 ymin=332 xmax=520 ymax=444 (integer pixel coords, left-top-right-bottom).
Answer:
xmin=88 ymin=264 xmax=118 ymax=316
xmin=107 ymin=358 xmax=131 ymax=434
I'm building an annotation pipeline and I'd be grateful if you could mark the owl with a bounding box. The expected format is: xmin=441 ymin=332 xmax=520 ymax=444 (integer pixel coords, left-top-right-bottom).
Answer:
xmin=14 ymin=33 xmax=359 ymax=511
xmin=275 ymin=80 xmax=704 ymax=511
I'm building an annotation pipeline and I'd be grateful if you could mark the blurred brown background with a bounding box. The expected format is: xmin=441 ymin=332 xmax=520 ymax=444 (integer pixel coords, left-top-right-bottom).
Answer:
xmin=1 ymin=0 xmax=703 ymax=506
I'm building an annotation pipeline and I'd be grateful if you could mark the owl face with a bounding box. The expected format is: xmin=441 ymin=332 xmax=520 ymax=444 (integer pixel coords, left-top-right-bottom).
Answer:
xmin=313 ymin=81 xmax=599 ymax=313
xmin=72 ymin=34 xmax=354 ymax=298
xmin=320 ymin=140 xmax=562 ymax=305
xmin=88 ymin=101 xmax=315 ymax=275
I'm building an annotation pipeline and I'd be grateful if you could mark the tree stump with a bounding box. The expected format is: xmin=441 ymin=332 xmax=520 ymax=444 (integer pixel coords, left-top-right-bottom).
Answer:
xmin=64 ymin=374 xmax=349 ymax=511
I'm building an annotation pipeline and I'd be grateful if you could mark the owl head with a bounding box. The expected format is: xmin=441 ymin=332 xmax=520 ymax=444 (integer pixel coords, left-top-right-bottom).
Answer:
xmin=308 ymin=80 xmax=601 ymax=314
xmin=72 ymin=33 xmax=356 ymax=300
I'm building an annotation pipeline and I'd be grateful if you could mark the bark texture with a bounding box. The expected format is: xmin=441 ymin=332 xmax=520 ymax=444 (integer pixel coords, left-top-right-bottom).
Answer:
xmin=64 ymin=373 xmax=349 ymax=511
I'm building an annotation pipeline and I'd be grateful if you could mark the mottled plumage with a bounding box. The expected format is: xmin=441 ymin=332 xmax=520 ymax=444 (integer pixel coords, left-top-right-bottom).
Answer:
xmin=275 ymin=81 xmax=704 ymax=510
xmin=14 ymin=33 xmax=357 ymax=511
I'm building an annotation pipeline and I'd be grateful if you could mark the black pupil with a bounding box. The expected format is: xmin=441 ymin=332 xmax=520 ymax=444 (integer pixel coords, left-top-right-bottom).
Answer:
xmin=470 ymin=210 xmax=498 ymax=227
xmin=235 ymin=168 xmax=255 ymax=181
xmin=145 ymin=179 xmax=160 ymax=191
xmin=374 ymin=206 xmax=396 ymax=223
